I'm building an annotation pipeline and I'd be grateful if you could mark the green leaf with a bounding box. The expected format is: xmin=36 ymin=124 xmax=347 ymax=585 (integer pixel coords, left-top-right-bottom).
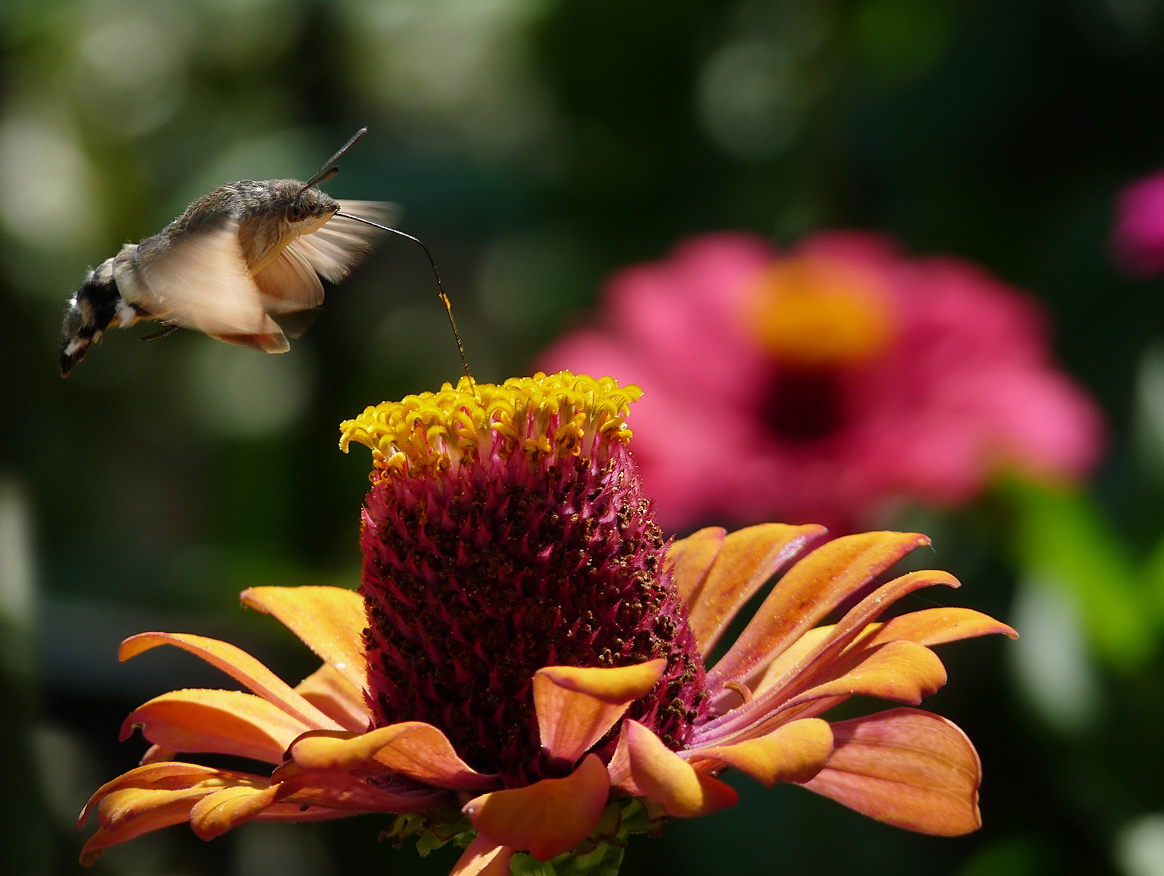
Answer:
xmin=1002 ymin=478 xmax=1156 ymax=671
xmin=511 ymin=843 xmax=626 ymax=876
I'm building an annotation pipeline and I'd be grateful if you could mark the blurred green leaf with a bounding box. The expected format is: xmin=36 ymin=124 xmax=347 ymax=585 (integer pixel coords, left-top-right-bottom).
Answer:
xmin=1003 ymin=477 xmax=1157 ymax=672
xmin=956 ymin=835 xmax=1051 ymax=876
xmin=852 ymin=0 xmax=951 ymax=83
xmin=1139 ymin=532 xmax=1164 ymax=622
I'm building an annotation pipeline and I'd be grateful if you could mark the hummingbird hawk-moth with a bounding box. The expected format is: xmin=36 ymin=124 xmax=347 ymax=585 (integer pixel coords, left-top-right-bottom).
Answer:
xmin=59 ymin=128 xmax=400 ymax=377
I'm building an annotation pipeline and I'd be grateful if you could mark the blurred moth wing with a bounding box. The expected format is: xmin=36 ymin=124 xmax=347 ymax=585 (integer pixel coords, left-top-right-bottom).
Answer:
xmin=121 ymin=202 xmax=396 ymax=352
xmin=291 ymin=200 xmax=399 ymax=284
xmin=133 ymin=201 xmax=400 ymax=349
xmin=116 ymin=217 xmax=289 ymax=353
xmin=252 ymin=244 xmax=324 ymax=319
xmin=250 ymin=200 xmax=399 ymax=340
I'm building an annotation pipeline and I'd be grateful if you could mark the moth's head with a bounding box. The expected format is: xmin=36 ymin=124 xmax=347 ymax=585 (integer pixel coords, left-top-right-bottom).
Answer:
xmin=283 ymin=182 xmax=340 ymax=233
xmin=281 ymin=129 xmax=363 ymax=233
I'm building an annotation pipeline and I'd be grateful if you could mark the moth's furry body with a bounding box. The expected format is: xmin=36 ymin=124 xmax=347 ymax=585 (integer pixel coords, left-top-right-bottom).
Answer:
xmin=60 ymin=163 xmax=391 ymax=376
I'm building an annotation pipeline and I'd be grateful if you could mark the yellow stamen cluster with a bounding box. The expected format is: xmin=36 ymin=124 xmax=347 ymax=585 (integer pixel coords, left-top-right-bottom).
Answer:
xmin=339 ymin=371 xmax=643 ymax=476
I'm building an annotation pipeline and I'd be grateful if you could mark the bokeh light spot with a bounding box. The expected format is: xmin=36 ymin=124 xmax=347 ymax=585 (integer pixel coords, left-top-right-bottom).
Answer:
xmin=185 ymin=342 xmax=315 ymax=439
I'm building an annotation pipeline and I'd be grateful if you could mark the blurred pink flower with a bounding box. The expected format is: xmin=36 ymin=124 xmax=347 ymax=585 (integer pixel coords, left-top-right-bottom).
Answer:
xmin=539 ymin=232 xmax=1105 ymax=532
xmin=1113 ymin=170 xmax=1164 ymax=276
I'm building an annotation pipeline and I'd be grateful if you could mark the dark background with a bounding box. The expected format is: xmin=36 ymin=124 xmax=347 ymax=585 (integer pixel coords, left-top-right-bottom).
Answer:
xmin=3 ymin=1 xmax=1164 ymax=874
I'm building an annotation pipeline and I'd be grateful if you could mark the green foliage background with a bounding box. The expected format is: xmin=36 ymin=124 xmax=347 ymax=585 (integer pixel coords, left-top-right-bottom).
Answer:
xmin=3 ymin=1 xmax=1164 ymax=874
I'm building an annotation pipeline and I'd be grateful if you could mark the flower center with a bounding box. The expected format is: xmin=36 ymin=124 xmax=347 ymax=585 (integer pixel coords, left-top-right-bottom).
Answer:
xmin=746 ymin=257 xmax=896 ymax=368
xmin=763 ymin=368 xmax=848 ymax=445
xmin=341 ymin=372 xmax=642 ymax=477
xmin=341 ymin=372 xmax=708 ymax=786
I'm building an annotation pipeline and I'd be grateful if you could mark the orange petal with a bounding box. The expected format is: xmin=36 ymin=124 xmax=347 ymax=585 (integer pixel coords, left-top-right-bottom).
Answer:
xmin=451 ymin=835 xmax=515 ymax=876
xmin=463 ymin=754 xmax=610 ymax=861
xmin=80 ymin=796 xmax=199 ymax=865
xmin=862 ymin=608 xmax=1018 ymax=648
xmin=79 ymin=764 xmax=272 ymax=863
xmin=753 ymin=608 xmax=1015 ymax=700
xmin=241 ymin=586 xmax=368 ymax=691
xmin=667 ymin=526 xmax=726 ymax=603
xmin=533 ymin=660 xmax=666 ymax=763
xmin=624 ymin=721 xmax=738 ymax=817
xmin=93 ymin=781 xmax=226 ymax=831
xmin=804 ymin=708 xmax=982 ymax=836
xmin=79 ymin=762 xmax=250 ymax=828
xmin=190 ymin=783 xmax=280 ymax=839
xmin=252 ymin=802 xmax=361 ymax=822
xmin=727 ymin=569 xmax=958 ymax=715
xmin=196 ymin=788 xmax=370 ymax=833
xmin=120 ymin=632 xmax=340 ymax=730
xmin=278 ymin=771 xmax=448 ymax=813
xmin=686 ymin=523 xmax=827 ymax=656
xmin=295 ymin=663 xmax=372 ymax=732
xmin=686 ymin=718 xmax=833 ymax=786
xmin=121 ymin=689 xmax=312 ymax=763
xmin=702 ymin=639 xmax=949 ymax=747
xmin=707 ymin=532 xmax=929 ymax=692
xmin=707 ymin=565 xmax=958 ymax=729
xmin=779 ymin=641 xmax=947 ymax=712
xmin=286 ymin=722 xmax=497 ymax=791
xmin=750 ymin=626 xmax=834 ymax=699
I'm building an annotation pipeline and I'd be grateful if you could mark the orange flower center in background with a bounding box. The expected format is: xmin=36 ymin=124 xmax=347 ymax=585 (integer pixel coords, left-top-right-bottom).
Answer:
xmin=746 ymin=257 xmax=897 ymax=368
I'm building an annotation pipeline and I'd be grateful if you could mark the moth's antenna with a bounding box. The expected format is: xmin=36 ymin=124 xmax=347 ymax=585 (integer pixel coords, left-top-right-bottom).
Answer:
xmin=298 ymin=127 xmax=368 ymax=197
xmin=336 ymin=211 xmax=474 ymax=388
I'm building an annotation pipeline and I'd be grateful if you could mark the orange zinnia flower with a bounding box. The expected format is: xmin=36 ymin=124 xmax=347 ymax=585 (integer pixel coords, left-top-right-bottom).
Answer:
xmin=79 ymin=372 xmax=1014 ymax=874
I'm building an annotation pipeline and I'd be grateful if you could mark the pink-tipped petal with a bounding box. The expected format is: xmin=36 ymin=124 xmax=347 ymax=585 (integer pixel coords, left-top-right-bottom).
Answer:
xmin=294 ymin=663 xmax=372 ymax=732
xmin=533 ymin=660 xmax=666 ymax=762
xmin=463 ymin=754 xmax=610 ymax=861
xmin=286 ymin=722 xmax=497 ymax=791
xmin=605 ymin=727 xmax=636 ymax=793
xmin=139 ymin=744 xmax=177 ymax=764
xmin=240 ymin=586 xmax=368 ymax=691
xmin=625 ymin=721 xmax=739 ymax=817
xmin=667 ymin=527 xmax=726 ymax=603
xmin=686 ymin=718 xmax=833 ymax=786
xmin=707 ymin=532 xmax=930 ymax=692
xmin=686 ymin=523 xmax=827 ymax=655
xmin=121 ymin=689 xmax=312 ymax=763
xmin=451 ymin=835 xmax=515 ymax=876
xmin=119 ymin=632 xmax=340 ymax=730
xmin=804 ymin=708 xmax=983 ymax=836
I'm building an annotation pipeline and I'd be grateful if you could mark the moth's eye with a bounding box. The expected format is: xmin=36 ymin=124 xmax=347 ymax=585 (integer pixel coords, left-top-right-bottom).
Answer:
xmin=288 ymin=203 xmax=308 ymax=222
